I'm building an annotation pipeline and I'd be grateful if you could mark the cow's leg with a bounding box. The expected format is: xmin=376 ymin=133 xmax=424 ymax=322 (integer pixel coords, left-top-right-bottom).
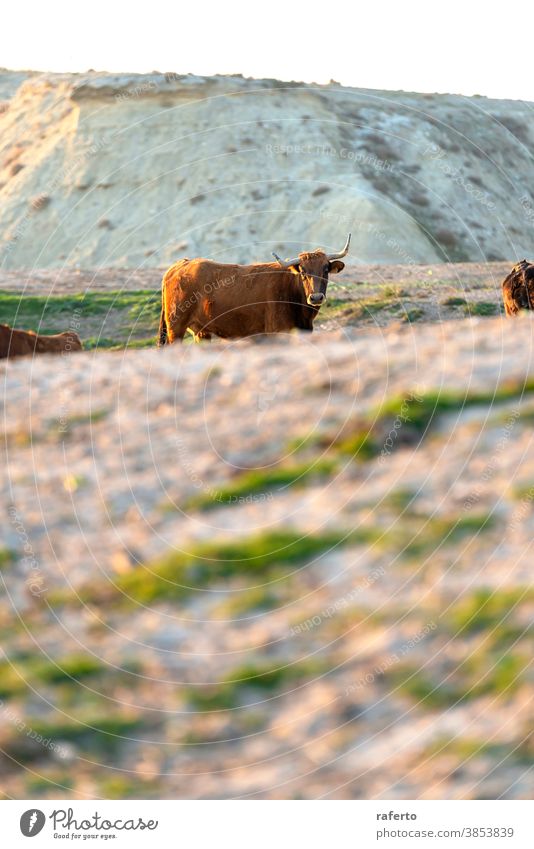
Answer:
xmin=165 ymin=309 xmax=192 ymax=343
xmin=158 ymin=306 xmax=168 ymax=346
xmin=295 ymin=316 xmax=314 ymax=332
xmin=193 ymin=331 xmax=212 ymax=343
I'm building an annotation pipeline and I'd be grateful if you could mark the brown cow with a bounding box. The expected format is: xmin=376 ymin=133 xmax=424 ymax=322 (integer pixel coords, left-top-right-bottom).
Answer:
xmin=158 ymin=235 xmax=351 ymax=344
xmin=502 ymin=259 xmax=534 ymax=316
xmin=0 ymin=324 xmax=83 ymax=359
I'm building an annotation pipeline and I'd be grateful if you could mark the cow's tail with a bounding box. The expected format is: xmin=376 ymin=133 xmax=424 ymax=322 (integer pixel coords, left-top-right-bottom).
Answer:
xmin=158 ymin=305 xmax=168 ymax=347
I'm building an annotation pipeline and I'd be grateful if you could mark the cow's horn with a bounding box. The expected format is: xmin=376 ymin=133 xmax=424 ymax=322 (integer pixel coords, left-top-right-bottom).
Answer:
xmin=272 ymin=251 xmax=301 ymax=268
xmin=327 ymin=233 xmax=351 ymax=261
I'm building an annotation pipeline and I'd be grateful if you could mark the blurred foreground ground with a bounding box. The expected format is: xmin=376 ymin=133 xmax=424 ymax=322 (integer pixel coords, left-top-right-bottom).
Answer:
xmin=1 ymin=300 xmax=534 ymax=799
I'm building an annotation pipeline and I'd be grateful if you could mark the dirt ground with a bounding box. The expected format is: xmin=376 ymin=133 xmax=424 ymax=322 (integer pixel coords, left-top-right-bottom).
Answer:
xmin=0 ymin=260 xmax=510 ymax=343
xmin=0 ymin=259 xmax=511 ymax=294
xmin=1 ymin=261 xmax=533 ymax=800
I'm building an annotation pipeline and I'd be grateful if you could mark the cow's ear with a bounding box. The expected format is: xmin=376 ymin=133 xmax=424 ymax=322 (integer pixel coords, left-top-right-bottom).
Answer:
xmin=328 ymin=260 xmax=345 ymax=274
xmin=288 ymin=264 xmax=301 ymax=275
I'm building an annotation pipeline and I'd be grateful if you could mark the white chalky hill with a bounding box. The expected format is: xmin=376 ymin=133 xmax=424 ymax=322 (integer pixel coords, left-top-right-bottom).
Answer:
xmin=0 ymin=69 xmax=533 ymax=269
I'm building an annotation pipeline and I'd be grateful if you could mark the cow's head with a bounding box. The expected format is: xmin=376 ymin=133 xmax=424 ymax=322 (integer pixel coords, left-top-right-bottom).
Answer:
xmin=273 ymin=234 xmax=350 ymax=307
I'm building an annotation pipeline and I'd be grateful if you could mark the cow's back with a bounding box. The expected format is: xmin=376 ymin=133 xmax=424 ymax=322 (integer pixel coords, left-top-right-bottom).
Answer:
xmin=172 ymin=259 xmax=282 ymax=301
xmin=0 ymin=325 xmax=82 ymax=358
xmin=35 ymin=331 xmax=83 ymax=354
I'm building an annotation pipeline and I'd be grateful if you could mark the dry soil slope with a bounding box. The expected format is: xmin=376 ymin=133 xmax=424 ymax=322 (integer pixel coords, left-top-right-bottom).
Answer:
xmin=1 ymin=318 xmax=534 ymax=798
xmin=0 ymin=71 xmax=533 ymax=270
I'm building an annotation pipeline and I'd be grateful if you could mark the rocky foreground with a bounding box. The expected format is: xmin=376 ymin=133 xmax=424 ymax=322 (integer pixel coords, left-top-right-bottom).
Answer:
xmin=1 ymin=316 xmax=534 ymax=799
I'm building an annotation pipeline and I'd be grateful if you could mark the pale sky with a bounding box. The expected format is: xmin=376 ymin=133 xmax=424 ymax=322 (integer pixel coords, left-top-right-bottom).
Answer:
xmin=4 ymin=0 xmax=534 ymax=101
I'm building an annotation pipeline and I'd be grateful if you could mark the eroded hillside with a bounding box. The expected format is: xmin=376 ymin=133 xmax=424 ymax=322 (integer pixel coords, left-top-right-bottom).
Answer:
xmin=0 ymin=70 xmax=533 ymax=269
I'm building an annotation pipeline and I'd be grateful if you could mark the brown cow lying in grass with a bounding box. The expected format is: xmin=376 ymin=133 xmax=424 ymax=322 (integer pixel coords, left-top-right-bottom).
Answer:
xmin=0 ymin=324 xmax=83 ymax=359
xmin=158 ymin=236 xmax=351 ymax=344
xmin=502 ymin=260 xmax=534 ymax=316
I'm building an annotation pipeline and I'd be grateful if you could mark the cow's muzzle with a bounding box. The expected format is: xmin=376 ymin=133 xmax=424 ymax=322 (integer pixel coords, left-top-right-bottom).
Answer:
xmin=308 ymin=293 xmax=325 ymax=306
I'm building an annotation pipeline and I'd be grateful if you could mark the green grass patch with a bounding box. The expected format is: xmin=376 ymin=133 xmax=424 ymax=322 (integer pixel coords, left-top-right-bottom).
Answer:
xmin=0 ymin=290 xmax=157 ymax=323
xmin=423 ymin=736 xmax=524 ymax=764
xmin=83 ymin=336 xmax=118 ymax=349
xmin=83 ymin=336 xmax=155 ymax=350
xmin=0 ymin=660 xmax=27 ymax=698
xmin=183 ymin=458 xmax=338 ymax=511
xmin=0 ymin=549 xmax=15 ymax=569
xmin=29 ymin=653 xmax=106 ymax=685
xmin=392 ymin=650 xmax=528 ymax=708
xmin=99 ymin=776 xmax=154 ymax=799
xmin=0 ymin=652 xmax=140 ymax=698
xmin=27 ymin=774 xmax=75 ymax=794
xmin=335 ymin=430 xmax=379 ymax=460
xmin=62 ymin=409 xmax=110 ymax=427
xmin=402 ymin=308 xmax=424 ymax=322
xmin=399 ymin=513 xmax=494 ymax=559
xmin=320 ymin=297 xmax=351 ymax=315
xmin=51 ymin=529 xmax=362 ymax=608
xmin=292 ymin=385 xmax=534 ymax=473
xmin=441 ymin=296 xmax=467 ymax=306
xmin=459 ymin=651 xmax=530 ymax=699
xmin=118 ymin=337 xmax=155 ymax=349
xmin=510 ymin=482 xmax=534 ymax=501
xmin=0 ymin=290 xmax=160 ymax=349
xmin=47 ymin=461 xmax=497 ymax=618
xmin=463 ymin=301 xmax=499 ymax=317
xmin=355 ymin=297 xmax=401 ymax=316
xmin=186 ymin=658 xmax=328 ymax=710
xmin=126 ymin=293 xmax=161 ymax=323
xmin=378 ymin=391 xmax=468 ymax=431
xmin=382 ymin=488 xmax=419 ymax=511
xmin=380 ymin=285 xmax=409 ymax=298
xmin=322 ymin=296 xmax=403 ymax=324
xmin=51 ymin=528 xmax=388 ymax=610
xmin=214 ymin=585 xmax=286 ymax=617
xmin=378 ymin=384 xmax=534 ymax=434
xmin=390 ymin=666 xmax=459 ymax=708
xmin=288 ymin=424 xmax=380 ymax=461
xmin=29 ymin=714 xmax=144 ymax=747
xmin=448 ymin=587 xmax=534 ymax=637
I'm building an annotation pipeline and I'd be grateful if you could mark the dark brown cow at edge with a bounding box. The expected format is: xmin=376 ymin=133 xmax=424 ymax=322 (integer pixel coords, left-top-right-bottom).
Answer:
xmin=0 ymin=325 xmax=83 ymax=359
xmin=502 ymin=259 xmax=534 ymax=316
xmin=158 ymin=235 xmax=351 ymax=344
